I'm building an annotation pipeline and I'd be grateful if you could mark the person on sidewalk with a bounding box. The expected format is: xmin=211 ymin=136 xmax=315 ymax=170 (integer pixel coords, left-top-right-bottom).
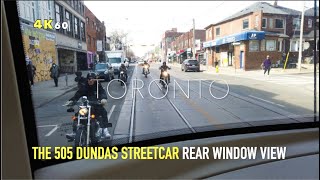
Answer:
xmin=263 ymin=55 xmax=272 ymax=76
xmin=50 ymin=63 xmax=59 ymax=87
xmin=65 ymin=72 xmax=111 ymax=141
xmin=26 ymin=61 xmax=36 ymax=86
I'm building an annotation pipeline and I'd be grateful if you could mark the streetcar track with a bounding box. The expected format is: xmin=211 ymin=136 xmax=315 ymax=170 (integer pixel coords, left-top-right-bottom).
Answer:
xmin=148 ymin=72 xmax=196 ymax=134
xmin=178 ymin=72 xmax=302 ymax=122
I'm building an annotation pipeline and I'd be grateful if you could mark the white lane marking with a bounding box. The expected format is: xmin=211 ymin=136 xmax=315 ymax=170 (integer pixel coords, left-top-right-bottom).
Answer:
xmin=249 ymin=95 xmax=285 ymax=108
xmin=45 ymin=125 xmax=58 ymax=137
xmin=37 ymin=125 xmax=57 ymax=128
xmin=108 ymin=105 xmax=116 ymax=120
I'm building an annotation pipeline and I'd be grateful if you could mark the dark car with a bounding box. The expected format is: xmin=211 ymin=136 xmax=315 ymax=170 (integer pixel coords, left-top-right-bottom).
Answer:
xmin=94 ymin=63 xmax=115 ymax=81
xmin=181 ymin=59 xmax=200 ymax=72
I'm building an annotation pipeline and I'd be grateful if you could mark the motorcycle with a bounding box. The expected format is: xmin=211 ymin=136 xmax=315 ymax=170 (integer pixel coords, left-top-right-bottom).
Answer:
xmin=143 ymin=65 xmax=149 ymax=78
xmin=119 ymin=71 xmax=126 ymax=86
xmin=161 ymin=71 xmax=169 ymax=89
xmin=64 ymin=96 xmax=112 ymax=147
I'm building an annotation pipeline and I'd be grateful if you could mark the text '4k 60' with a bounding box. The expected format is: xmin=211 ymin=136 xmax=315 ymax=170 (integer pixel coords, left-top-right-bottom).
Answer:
xmin=33 ymin=19 xmax=68 ymax=30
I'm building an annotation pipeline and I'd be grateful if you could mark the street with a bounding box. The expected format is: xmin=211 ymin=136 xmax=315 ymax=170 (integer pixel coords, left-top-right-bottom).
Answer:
xmin=34 ymin=63 xmax=319 ymax=147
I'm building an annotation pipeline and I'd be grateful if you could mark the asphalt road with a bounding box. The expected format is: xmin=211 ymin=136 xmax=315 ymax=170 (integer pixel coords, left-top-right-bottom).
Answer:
xmin=35 ymin=63 xmax=318 ymax=147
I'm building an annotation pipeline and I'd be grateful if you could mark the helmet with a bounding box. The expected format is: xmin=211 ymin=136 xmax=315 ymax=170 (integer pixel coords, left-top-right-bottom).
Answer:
xmin=87 ymin=72 xmax=96 ymax=79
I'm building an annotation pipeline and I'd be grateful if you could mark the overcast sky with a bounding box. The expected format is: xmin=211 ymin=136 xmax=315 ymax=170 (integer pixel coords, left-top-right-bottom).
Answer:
xmin=84 ymin=1 xmax=317 ymax=56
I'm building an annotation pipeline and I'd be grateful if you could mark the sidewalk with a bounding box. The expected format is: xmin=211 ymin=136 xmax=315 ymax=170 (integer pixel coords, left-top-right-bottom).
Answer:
xmin=31 ymin=71 xmax=89 ymax=109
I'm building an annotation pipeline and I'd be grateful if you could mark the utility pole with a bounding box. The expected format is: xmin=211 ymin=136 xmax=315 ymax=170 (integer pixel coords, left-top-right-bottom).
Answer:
xmin=193 ymin=18 xmax=196 ymax=59
xmin=298 ymin=1 xmax=305 ymax=72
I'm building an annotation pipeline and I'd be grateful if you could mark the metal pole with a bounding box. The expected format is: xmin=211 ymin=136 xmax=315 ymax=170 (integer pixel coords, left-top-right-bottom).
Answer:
xmin=298 ymin=1 xmax=305 ymax=72
xmin=313 ymin=0 xmax=317 ymax=122
xmin=193 ymin=18 xmax=196 ymax=59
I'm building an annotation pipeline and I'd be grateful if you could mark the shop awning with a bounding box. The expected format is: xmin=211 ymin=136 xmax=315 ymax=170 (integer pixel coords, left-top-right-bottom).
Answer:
xmin=203 ymin=31 xmax=265 ymax=47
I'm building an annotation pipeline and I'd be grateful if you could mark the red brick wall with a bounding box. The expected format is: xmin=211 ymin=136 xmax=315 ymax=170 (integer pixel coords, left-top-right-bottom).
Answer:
xmin=85 ymin=6 xmax=97 ymax=53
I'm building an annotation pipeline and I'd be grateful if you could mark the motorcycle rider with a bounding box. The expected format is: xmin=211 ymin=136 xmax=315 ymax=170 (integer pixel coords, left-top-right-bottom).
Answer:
xmin=142 ymin=60 xmax=150 ymax=74
xmin=65 ymin=72 xmax=111 ymax=141
xmin=159 ymin=61 xmax=171 ymax=83
xmin=118 ymin=63 xmax=128 ymax=82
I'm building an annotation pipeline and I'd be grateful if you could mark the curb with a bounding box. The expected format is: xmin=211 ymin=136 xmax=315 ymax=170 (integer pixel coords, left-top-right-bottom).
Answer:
xmin=35 ymin=85 xmax=78 ymax=109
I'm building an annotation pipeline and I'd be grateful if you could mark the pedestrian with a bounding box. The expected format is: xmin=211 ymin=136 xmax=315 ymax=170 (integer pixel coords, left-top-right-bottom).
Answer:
xmin=50 ymin=63 xmax=59 ymax=87
xmin=26 ymin=60 xmax=36 ymax=86
xmin=263 ymin=55 xmax=272 ymax=76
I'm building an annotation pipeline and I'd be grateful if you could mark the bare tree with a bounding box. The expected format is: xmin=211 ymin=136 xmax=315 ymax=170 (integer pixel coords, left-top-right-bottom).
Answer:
xmin=108 ymin=30 xmax=128 ymax=50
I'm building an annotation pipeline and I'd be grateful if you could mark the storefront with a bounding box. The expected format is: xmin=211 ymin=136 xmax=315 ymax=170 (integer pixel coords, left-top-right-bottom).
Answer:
xmin=203 ymin=31 xmax=267 ymax=70
xmin=21 ymin=23 xmax=57 ymax=82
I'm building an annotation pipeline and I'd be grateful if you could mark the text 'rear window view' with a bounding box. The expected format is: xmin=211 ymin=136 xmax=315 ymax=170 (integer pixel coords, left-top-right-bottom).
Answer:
xmin=17 ymin=1 xmax=319 ymax=148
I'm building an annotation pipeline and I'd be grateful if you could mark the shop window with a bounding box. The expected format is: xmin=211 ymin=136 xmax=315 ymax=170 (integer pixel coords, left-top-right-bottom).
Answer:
xmin=243 ymin=19 xmax=249 ymax=29
xmin=249 ymin=40 xmax=259 ymax=52
xmin=266 ymin=40 xmax=276 ymax=51
xmin=262 ymin=18 xmax=267 ymax=28
xmin=290 ymin=40 xmax=299 ymax=52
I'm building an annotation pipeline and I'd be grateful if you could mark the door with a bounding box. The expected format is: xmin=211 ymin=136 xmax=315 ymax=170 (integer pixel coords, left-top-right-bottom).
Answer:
xmin=240 ymin=51 xmax=244 ymax=69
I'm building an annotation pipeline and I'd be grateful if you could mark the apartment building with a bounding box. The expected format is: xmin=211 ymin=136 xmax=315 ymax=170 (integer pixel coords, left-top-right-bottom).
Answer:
xmin=54 ymin=0 xmax=87 ymax=72
xmin=161 ymin=28 xmax=184 ymax=61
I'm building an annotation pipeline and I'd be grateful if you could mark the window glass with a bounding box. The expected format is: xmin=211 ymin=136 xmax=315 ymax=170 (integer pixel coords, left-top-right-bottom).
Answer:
xmin=243 ymin=19 xmax=249 ymax=29
xmin=266 ymin=40 xmax=276 ymax=51
xmin=275 ymin=19 xmax=284 ymax=28
xmin=262 ymin=18 xmax=267 ymax=28
xmin=249 ymin=40 xmax=259 ymax=52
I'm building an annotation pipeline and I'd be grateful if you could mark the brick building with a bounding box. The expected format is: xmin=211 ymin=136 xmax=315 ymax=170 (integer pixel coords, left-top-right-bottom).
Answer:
xmin=161 ymin=28 xmax=184 ymax=62
xmin=203 ymin=1 xmax=318 ymax=70
xmin=171 ymin=29 xmax=206 ymax=63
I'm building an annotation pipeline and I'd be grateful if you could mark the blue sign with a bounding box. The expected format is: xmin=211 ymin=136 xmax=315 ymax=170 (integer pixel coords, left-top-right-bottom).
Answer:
xmin=203 ymin=31 xmax=265 ymax=47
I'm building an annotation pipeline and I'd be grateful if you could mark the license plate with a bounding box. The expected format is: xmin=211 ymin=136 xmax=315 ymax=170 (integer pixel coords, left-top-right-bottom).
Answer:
xmin=192 ymin=65 xmax=195 ymax=66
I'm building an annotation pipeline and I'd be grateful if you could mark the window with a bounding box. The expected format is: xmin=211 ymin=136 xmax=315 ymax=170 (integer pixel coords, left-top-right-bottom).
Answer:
xmin=308 ymin=19 xmax=313 ymax=28
xmin=243 ymin=19 xmax=249 ymax=29
xmin=266 ymin=40 xmax=276 ymax=51
xmin=80 ymin=21 xmax=85 ymax=41
xmin=93 ymin=38 xmax=95 ymax=48
xmin=262 ymin=18 xmax=267 ymax=28
xmin=275 ymin=19 xmax=284 ymax=28
xmin=71 ymin=0 xmax=74 ymax=7
xmin=74 ymin=17 xmax=79 ymax=39
xmin=269 ymin=18 xmax=273 ymax=28
xmin=92 ymin=21 xmax=94 ymax=28
xmin=86 ymin=17 xmax=89 ymax=24
xmin=290 ymin=40 xmax=300 ymax=52
xmin=216 ymin=27 xmax=220 ymax=36
xmin=208 ymin=29 xmax=212 ymax=39
xmin=249 ymin=40 xmax=260 ymax=52
xmin=65 ymin=10 xmax=73 ymax=36
xmin=55 ymin=3 xmax=63 ymax=33
xmin=261 ymin=39 xmax=266 ymax=51
xmin=293 ymin=18 xmax=300 ymax=29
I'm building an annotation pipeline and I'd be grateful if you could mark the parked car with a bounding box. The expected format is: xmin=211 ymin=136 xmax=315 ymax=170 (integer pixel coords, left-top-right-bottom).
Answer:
xmin=181 ymin=59 xmax=200 ymax=72
xmin=94 ymin=63 xmax=115 ymax=81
